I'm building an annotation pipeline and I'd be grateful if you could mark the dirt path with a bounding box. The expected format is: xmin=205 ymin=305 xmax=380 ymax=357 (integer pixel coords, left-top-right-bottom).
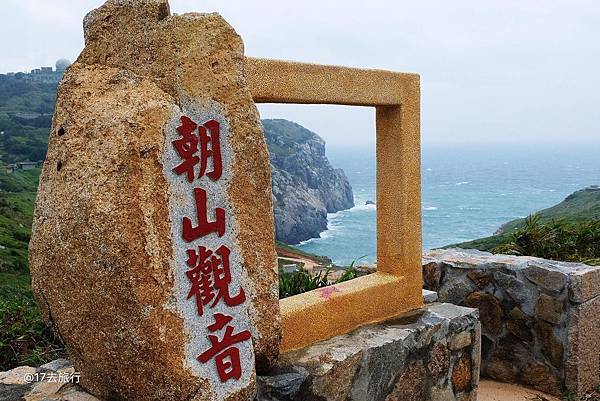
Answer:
xmin=478 ymin=380 xmax=560 ymax=401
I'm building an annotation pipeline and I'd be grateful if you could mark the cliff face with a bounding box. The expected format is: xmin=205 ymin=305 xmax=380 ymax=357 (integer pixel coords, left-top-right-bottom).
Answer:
xmin=263 ymin=119 xmax=354 ymax=244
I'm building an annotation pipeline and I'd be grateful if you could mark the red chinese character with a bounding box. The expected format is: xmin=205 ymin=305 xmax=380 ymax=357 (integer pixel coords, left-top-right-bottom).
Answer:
xmin=185 ymin=245 xmax=246 ymax=316
xmin=199 ymin=120 xmax=223 ymax=181
xmin=172 ymin=116 xmax=223 ymax=182
xmin=183 ymin=188 xmax=225 ymax=242
xmin=172 ymin=116 xmax=199 ymax=182
xmin=198 ymin=313 xmax=251 ymax=382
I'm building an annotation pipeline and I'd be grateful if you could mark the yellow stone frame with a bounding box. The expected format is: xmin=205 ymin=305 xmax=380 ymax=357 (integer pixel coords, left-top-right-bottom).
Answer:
xmin=245 ymin=58 xmax=423 ymax=351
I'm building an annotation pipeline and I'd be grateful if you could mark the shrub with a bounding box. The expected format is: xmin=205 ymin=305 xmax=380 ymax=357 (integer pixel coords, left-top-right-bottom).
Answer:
xmin=492 ymin=214 xmax=600 ymax=265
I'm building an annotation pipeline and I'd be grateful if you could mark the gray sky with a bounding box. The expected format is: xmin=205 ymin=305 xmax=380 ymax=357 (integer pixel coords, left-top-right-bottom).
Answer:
xmin=2 ymin=0 xmax=600 ymax=147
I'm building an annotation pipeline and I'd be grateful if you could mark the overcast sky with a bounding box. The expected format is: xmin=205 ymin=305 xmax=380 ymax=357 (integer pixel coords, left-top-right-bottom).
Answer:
xmin=2 ymin=0 xmax=600 ymax=148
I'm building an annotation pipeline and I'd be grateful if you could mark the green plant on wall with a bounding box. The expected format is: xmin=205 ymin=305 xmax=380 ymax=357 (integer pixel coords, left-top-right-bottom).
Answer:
xmin=278 ymin=256 xmax=366 ymax=299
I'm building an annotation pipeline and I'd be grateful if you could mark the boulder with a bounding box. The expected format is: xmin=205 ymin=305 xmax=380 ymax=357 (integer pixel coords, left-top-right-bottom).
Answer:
xmin=29 ymin=1 xmax=280 ymax=400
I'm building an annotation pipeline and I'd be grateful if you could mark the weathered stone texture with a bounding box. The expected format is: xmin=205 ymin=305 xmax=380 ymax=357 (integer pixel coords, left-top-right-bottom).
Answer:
xmin=565 ymin=294 xmax=600 ymax=396
xmin=257 ymin=303 xmax=480 ymax=401
xmin=423 ymin=248 xmax=600 ymax=397
xmin=29 ymin=1 xmax=280 ymax=400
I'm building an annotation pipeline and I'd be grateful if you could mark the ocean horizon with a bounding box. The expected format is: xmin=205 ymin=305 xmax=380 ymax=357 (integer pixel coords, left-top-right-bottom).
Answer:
xmin=296 ymin=144 xmax=600 ymax=265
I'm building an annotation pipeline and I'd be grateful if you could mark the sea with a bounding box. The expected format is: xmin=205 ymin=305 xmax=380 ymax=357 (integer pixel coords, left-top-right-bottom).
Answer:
xmin=296 ymin=144 xmax=600 ymax=266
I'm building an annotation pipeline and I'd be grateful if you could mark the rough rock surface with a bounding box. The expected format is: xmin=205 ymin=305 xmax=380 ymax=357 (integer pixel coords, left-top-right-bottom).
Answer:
xmin=423 ymin=248 xmax=600 ymax=397
xmin=263 ymin=119 xmax=354 ymax=244
xmin=257 ymin=303 xmax=481 ymax=401
xmin=28 ymin=1 xmax=280 ymax=400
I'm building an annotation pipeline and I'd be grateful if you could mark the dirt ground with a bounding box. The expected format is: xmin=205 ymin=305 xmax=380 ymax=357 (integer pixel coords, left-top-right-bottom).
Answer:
xmin=478 ymin=380 xmax=561 ymax=401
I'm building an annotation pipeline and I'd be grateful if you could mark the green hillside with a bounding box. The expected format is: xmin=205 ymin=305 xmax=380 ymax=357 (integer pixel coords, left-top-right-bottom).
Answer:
xmin=0 ymin=75 xmax=58 ymax=163
xmin=262 ymin=119 xmax=320 ymax=157
xmin=497 ymin=188 xmax=600 ymax=234
xmin=0 ymin=168 xmax=40 ymax=273
xmin=451 ymin=188 xmax=600 ymax=265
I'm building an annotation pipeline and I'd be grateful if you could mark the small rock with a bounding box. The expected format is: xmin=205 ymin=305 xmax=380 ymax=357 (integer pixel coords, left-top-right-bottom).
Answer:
xmin=466 ymin=270 xmax=494 ymax=289
xmin=493 ymin=271 xmax=532 ymax=306
xmin=37 ymin=359 xmax=72 ymax=373
xmin=535 ymin=321 xmax=564 ymax=368
xmin=423 ymin=289 xmax=439 ymax=304
xmin=26 ymin=380 xmax=67 ymax=401
xmin=521 ymin=361 xmax=562 ymax=396
xmin=385 ymin=361 xmax=426 ymax=401
xmin=428 ymin=342 xmax=450 ymax=378
xmin=464 ymin=292 xmax=503 ymax=336
xmin=258 ymin=370 xmax=308 ymax=399
xmin=506 ymin=307 xmax=533 ymax=343
xmin=365 ymin=200 xmax=375 ymax=205
xmin=450 ymin=331 xmax=472 ymax=351
xmin=486 ymin=356 xmax=517 ymax=383
xmin=423 ymin=262 xmax=442 ymax=291
xmin=431 ymin=386 xmax=455 ymax=401
xmin=438 ymin=274 xmax=475 ymax=304
xmin=523 ymin=264 xmax=567 ymax=293
xmin=61 ymin=386 xmax=102 ymax=401
xmin=452 ymin=353 xmax=472 ymax=393
xmin=536 ymin=294 xmax=564 ymax=324
xmin=0 ymin=366 xmax=36 ymax=385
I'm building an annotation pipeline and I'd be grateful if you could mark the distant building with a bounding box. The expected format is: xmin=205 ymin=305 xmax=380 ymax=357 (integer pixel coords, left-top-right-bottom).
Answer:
xmin=6 ymin=164 xmax=17 ymax=174
xmin=17 ymin=161 xmax=40 ymax=170
xmin=17 ymin=59 xmax=72 ymax=84
xmin=586 ymin=185 xmax=600 ymax=192
xmin=281 ymin=264 xmax=299 ymax=274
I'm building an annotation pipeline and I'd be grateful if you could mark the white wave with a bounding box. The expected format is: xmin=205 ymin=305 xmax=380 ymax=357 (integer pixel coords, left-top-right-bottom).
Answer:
xmin=455 ymin=181 xmax=470 ymax=186
xmin=424 ymin=206 xmax=438 ymax=211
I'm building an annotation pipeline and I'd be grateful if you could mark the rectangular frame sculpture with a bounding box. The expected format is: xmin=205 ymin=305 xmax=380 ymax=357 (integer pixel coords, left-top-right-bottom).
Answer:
xmin=246 ymin=57 xmax=423 ymax=351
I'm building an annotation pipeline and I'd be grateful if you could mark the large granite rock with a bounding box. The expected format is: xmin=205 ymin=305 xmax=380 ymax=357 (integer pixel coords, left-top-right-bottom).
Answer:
xmin=423 ymin=248 xmax=600 ymax=397
xmin=29 ymin=1 xmax=280 ymax=400
xmin=257 ymin=303 xmax=481 ymax=401
xmin=263 ymin=119 xmax=354 ymax=244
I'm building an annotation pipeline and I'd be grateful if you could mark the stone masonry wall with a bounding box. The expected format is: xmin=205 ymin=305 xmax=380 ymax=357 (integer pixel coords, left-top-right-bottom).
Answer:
xmin=423 ymin=248 xmax=600 ymax=397
xmin=257 ymin=303 xmax=480 ymax=401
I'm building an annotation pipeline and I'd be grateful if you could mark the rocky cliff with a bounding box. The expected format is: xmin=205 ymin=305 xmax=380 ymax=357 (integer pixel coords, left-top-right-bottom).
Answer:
xmin=263 ymin=119 xmax=354 ymax=244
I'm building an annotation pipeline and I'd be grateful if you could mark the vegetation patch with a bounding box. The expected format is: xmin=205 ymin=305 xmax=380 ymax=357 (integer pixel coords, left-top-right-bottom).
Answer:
xmin=0 ymin=169 xmax=39 ymax=273
xmin=279 ymin=261 xmax=359 ymax=299
xmin=0 ymin=273 xmax=65 ymax=371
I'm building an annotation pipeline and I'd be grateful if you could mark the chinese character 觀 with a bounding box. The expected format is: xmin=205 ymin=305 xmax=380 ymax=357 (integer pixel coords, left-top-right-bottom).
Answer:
xmin=185 ymin=245 xmax=246 ymax=317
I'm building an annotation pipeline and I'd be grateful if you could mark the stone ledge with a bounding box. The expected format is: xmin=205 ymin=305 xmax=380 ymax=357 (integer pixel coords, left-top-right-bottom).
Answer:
xmin=257 ymin=303 xmax=480 ymax=401
xmin=424 ymin=248 xmax=600 ymax=303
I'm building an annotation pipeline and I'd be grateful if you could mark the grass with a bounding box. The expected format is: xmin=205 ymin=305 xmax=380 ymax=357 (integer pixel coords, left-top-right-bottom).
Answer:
xmin=0 ymin=168 xmax=39 ymax=273
xmin=0 ymin=167 xmax=65 ymax=371
xmin=0 ymin=272 xmax=65 ymax=370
